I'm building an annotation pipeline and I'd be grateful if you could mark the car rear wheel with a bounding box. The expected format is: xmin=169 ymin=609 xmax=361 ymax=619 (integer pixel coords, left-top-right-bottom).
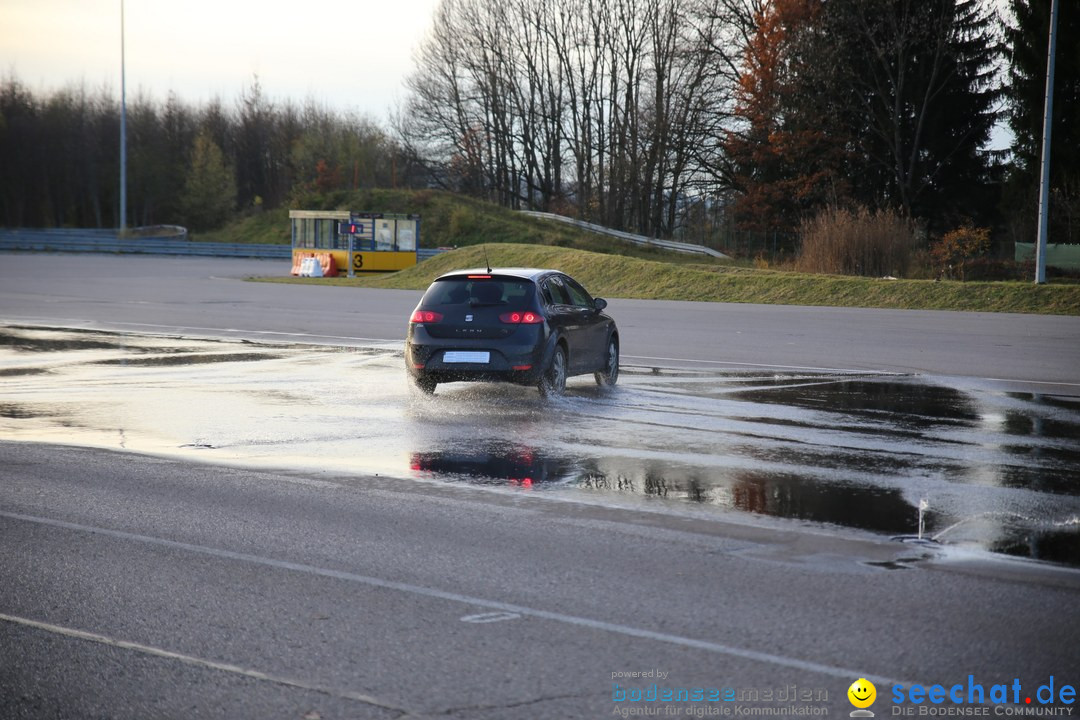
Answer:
xmin=410 ymin=373 xmax=437 ymax=395
xmin=539 ymin=345 xmax=567 ymax=397
xmin=595 ymin=338 xmax=619 ymax=387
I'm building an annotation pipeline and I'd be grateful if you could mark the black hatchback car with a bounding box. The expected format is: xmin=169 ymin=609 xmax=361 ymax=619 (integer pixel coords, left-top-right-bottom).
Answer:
xmin=406 ymin=268 xmax=618 ymax=396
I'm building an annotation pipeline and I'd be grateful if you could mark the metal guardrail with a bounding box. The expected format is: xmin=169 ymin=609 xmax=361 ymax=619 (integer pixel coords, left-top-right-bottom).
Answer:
xmin=519 ymin=210 xmax=731 ymax=259
xmin=1 ymin=229 xmax=447 ymax=263
xmin=5 ymin=214 xmax=730 ymax=263
xmin=0 ymin=229 xmax=291 ymax=259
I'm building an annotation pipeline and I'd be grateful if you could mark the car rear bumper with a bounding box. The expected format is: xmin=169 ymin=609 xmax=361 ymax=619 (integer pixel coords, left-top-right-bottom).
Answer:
xmin=406 ymin=340 xmax=545 ymax=385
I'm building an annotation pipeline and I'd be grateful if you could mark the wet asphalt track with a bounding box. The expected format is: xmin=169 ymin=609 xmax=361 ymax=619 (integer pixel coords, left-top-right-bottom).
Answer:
xmin=1 ymin=325 xmax=1078 ymax=565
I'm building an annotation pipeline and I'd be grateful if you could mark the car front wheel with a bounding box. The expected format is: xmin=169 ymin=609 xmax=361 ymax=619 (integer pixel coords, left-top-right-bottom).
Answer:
xmin=595 ymin=338 xmax=619 ymax=387
xmin=539 ymin=345 xmax=567 ymax=397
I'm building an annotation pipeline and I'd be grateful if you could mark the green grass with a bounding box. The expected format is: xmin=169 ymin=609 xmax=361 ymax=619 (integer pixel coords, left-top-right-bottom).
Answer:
xmin=191 ymin=207 xmax=292 ymax=244
xmin=254 ymin=243 xmax=1080 ymax=315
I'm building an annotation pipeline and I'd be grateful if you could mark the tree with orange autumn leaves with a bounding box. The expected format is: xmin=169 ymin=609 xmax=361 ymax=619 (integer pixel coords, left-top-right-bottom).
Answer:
xmin=721 ymin=0 xmax=849 ymax=239
xmin=722 ymin=0 xmax=1000 ymax=244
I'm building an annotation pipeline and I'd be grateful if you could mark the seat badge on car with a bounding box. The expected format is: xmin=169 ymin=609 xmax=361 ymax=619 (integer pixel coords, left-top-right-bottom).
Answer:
xmin=465 ymin=314 xmax=474 ymax=322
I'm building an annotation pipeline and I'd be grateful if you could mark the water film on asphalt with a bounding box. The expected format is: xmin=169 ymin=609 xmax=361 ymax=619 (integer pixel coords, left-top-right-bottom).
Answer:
xmin=2 ymin=324 xmax=1078 ymax=566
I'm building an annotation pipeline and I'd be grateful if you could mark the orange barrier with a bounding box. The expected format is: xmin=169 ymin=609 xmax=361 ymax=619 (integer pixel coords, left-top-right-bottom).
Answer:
xmin=291 ymin=252 xmax=339 ymax=277
xmin=318 ymin=252 xmax=338 ymax=277
xmin=290 ymin=253 xmax=310 ymax=275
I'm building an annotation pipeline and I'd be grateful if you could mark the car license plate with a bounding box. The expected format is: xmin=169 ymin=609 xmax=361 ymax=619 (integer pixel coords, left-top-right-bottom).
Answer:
xmin=443 ymin=351 xmax=490 ymax=364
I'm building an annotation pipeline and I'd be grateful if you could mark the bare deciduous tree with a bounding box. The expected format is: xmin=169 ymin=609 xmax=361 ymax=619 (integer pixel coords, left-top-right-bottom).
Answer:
xmin=398 ymin=0 xmax=734 ymax=237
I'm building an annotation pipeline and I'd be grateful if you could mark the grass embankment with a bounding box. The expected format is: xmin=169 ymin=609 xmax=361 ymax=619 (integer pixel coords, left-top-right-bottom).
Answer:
xmin=258 ymin=243 xmax=1080 ymax=316
xmin=194 ymin=208 xmax=292 ymax=244
xmin=194 ymin=188 xmax=726 ymax=266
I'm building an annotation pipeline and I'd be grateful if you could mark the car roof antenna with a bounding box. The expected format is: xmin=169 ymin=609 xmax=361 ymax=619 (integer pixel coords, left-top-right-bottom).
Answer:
xmin=483 ymin=244 xmax=492 ymax=274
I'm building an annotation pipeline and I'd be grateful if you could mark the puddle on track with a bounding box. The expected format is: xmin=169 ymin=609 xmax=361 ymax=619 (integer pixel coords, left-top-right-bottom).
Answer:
xmin=2 ymin=325 xmax=1079 ymax=567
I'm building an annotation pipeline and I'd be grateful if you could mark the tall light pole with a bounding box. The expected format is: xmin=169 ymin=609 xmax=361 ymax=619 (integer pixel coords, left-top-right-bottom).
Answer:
xmin=1034 ymin=0 xmax=1060 ymax=284
xmin=119 ymin=0 xmax=127 ymax=234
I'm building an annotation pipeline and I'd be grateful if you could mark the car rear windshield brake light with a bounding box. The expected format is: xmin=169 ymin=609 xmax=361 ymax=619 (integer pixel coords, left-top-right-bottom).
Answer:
xmin=467 ymin=274 xmax=492 ymax=279
xmin=499 ymin=311 xmax=543 ymax=324
xmin=410 ymin=310 xmax=443 ymax=323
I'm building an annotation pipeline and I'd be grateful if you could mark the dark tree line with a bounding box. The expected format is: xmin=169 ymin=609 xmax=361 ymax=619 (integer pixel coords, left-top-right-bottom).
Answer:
xmin=400 ymin=0 xmax=1077 ymax=245
xmin=2 ymin=0 xmax=1076 ymax=247
xmin=0 ymin=76 xmax=405 ymax=231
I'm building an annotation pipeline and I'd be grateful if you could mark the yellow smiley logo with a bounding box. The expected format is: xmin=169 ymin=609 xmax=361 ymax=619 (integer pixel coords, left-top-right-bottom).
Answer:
xmin=848 ymin=678 xmax=877 ymax=709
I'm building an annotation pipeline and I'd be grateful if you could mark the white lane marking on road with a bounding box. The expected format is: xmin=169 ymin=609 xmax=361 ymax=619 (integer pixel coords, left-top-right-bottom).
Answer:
xmin=622 ymin=354 xmax=902 ymax=375
xmin=106 ymin=323 xmax=399 ymax=345
xmin=623 ymin=356 xmax=1080 ymax=388
xmin=0 ymin=612 xmax=407 ymax=712
xmin=461 ymin=612 xmax=521 ymax=624
xmin=2 ymin=510 xmax=915 ymax=690
xmin=981 ymin=377 xmax=1080 ymax=389
xmin=2 ymin=317 xmax=399 ymax=346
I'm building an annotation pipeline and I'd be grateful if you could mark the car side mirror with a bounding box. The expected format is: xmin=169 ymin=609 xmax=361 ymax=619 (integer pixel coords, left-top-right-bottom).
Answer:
xmin=594 ymin=298 xmax=608 ymax=311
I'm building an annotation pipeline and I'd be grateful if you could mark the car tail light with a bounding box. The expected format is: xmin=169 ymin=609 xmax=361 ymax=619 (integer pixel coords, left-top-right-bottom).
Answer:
xmin=410 ymin=310 xmax=443 ymax=323
xmin=499 ymin=311 xmax=542 ymax=324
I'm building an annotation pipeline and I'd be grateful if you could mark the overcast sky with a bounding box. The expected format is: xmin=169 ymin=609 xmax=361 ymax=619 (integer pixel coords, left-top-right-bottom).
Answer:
xmin=0 ymin=0 xmax=441 ymax=119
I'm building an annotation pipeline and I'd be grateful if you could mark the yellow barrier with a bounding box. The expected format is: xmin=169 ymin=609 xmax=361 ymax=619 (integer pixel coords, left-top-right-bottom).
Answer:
xmin=291 ymin=250 xmax=416 ymax=274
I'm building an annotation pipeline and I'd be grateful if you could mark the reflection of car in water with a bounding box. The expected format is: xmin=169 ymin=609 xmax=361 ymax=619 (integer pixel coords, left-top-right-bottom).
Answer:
xmin=405 ymin=268 xmax=619 ymax=396
xmin=410 ymin=447 xmax=572 ymax=487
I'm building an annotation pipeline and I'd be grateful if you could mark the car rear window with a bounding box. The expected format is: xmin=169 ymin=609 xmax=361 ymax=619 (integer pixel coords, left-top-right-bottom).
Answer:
xmin=423 ymin=278 xmax=535 ymax=309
